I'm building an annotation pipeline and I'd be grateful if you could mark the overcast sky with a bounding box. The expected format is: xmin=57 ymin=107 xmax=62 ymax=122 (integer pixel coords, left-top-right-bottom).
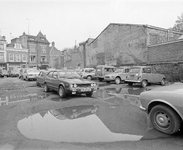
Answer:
xmin=0 ymin=0 xmax=183 ymax=50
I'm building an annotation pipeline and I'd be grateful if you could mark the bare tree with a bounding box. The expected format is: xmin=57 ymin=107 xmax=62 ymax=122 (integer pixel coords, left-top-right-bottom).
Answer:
xmin=172 ymin=13 xmax=183 ymax=32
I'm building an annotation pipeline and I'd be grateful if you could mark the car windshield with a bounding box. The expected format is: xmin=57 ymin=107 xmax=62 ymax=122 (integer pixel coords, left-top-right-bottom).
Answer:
xmin=129 ymin=68 xmax=140 ymax=73
xmin=58 ymin=71 xmax=80 ymax=79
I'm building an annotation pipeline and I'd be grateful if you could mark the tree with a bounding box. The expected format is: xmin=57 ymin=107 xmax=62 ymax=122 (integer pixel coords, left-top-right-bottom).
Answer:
xmin=172 ymin=13 xmax=183 ymax=32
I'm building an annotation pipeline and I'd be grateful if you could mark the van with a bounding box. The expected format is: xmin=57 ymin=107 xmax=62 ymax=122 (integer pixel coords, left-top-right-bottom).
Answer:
xmin=95 ymin=65 xmax=116 ymax=81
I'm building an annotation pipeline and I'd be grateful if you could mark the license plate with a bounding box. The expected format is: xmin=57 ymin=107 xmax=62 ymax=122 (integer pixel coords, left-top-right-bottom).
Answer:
xmin=81 ymin=88 xmax=91 ymax=92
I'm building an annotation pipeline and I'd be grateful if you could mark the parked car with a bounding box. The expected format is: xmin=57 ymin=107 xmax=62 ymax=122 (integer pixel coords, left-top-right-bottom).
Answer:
xmin=104 ymin=66 xmax=130 ymax=84
xmin=125 ymin=66 xmax=165 ymax=88
xmin=80 ymin=68 xmax=96 ymax=80
xmin=95 ymin=65 xmax=116 ymax=81
xmin=0 ymin=69 xmax=9 ymax=78
xmin=9 ymin=70 xmax=19 ymax=77
xmin=44 ymin=69 xmax=98 ymax=98
xmin=36 ymin=70 xmax=49 ymax=87
xmin=139 ymin=83 xmax=183 ymax=135
xmin=22 ymin=69 xmax=40 ymax=81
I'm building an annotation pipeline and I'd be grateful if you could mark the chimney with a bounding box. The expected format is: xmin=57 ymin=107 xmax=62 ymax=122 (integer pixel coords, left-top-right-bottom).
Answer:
xmin=52 ymin=42 xmax=55 ymax=47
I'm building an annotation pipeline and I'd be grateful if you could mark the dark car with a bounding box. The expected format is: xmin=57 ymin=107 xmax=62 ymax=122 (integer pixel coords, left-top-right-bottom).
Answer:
xmin=36 ymin=70 xmax=48 ymax=87
xmin=44 ymin=69 xmax=98 ymax=98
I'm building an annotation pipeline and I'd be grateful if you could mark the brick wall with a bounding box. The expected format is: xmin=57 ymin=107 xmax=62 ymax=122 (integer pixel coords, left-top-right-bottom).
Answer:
xmin=147 ymin=40 xmax=183 ymax=81
xmin=147 ymin=40 xmax=183 ymax=63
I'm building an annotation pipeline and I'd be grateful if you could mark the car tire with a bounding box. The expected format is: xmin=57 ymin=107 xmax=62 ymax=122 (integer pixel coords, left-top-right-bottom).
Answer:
xmin=160 ymin=79 xmax=165 ymax=86
xmin=150 ymin=105 xmax=181 ymax=135
xmin=44 ymin=83 xmax=49 ymax=92
xmin=86 ymin=92 xmax=92 ymax=97
xmin=98 ymin=78 xmax=103 ymax=82
xmin=128 ymin=82 xmax=133 ymax=86
xmin=86 ymin=75 xmax=92 ymax=80
xmin=58 ymin=85 xmax=66 ymax=98
xmin=115 ymin=77 xmax=121 ymax=84
xmin=141 ymin=80 xmax=147 ymax=88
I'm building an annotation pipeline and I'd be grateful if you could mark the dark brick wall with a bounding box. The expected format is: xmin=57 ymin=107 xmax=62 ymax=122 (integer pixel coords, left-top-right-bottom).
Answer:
xmin=149 ymin=63 xmax=183 ymax=82
xmin=147 ymin=40 xmax=183 ymax=63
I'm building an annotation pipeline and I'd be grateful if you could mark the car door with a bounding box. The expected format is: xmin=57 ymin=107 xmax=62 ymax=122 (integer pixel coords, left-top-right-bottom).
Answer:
xmin=46 ymin=71 xmax=54 ymax=89
xmin=52 ymin=71 xmax=60 ymax=90
xmin=152 ymin=68 xmax=161 ymax=83
xmin=142 ymin=68 xmax=153 ymax=82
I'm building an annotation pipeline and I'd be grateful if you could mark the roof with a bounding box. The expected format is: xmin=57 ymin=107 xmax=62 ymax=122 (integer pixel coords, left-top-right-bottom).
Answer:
xmin=89 ymin=23 xmax=183 ymax=45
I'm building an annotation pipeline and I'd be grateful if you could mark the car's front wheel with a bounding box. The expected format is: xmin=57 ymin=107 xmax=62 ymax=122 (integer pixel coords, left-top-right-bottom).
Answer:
xmin=141 ymin=80 xmax=147 ymax=88
xmin=86 ymin=75 xmax=92 ymax=80
xmin=58 ymin=85 xmax=66 ymax=98
xmin=44 ymin=83 xmax=49 ymax=92
xmin=115 ymin=77 xmax=121 ymax=84
xmin=160 ymin=78 xmax=165 ymax=86
xmin=150 ymin=105 xmax=181 ymax=134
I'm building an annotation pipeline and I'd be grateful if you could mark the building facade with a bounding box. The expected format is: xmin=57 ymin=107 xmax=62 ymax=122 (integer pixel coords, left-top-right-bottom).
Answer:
xmin=11 ymin=32 xmax=50 ymax=68
xmin=0 ymin=35 xmax=7 ymax=69
xmin=6 ymin=41 xmax=28 ymax=71
xmin=86 ymin=23 xmax=182 ymax=67
xmin=48 ymin=42 xmax=64 ymax=69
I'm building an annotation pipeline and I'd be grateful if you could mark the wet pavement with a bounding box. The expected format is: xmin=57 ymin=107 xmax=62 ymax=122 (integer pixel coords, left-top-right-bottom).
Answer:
xmin=17 ymin=86 xmax=174 ymax=143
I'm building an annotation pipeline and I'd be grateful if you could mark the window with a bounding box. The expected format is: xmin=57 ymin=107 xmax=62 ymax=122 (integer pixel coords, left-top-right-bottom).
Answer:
xmin=0 ymin=52 xmax=4 ymax=62
xmin=47 ymin=71 xmax=53 ymax=78
xmin=22 ymin=54 xmax=27 ymax=62
xmin=15 ymin=54 xmax=21 ymax=62
xmin=29 ymin=43 xmax=36 ymax=53
xmin=41 ymin=56 xmax=47 ymax=62
xmin=9 ymin=53 xmax=14 ymax=62
xmin=30 ymin=55 xmax=36 ymax=63
xmin=40 ymin=45 xmax=47 ymax=53
xmin=0 ymin=44 xmax=4 ymax=50
xmin=53 ymin=71 xmax=58 ymax=78
xmin=142 ymin=68 xmax=151 ymax=73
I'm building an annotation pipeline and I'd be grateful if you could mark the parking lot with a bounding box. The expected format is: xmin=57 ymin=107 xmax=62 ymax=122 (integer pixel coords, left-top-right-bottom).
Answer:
xmin=0 ymin=77 xmax=183 ymax=150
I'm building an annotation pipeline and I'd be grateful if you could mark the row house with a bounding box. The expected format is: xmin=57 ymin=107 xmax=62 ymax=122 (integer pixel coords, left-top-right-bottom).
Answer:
xmin=6 ymin=41 xmax=28 ymax=71
xmin=0 ymin=35 xmax=7 ymax=69
xmin=11 ymin=31 xmax=50 ymax=68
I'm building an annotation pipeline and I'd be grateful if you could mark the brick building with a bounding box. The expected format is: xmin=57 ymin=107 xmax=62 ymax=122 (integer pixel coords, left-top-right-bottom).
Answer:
xmin=48 ymin=42 xmax=64 ymax=69
xmin=11 ymin=32 xmax=50 ymax=68
xmin=0 ymin=35 xmax=7 ymax=69
xmin=86 ymin=23 xmax=182 ymax=67
xmin=6 ymin=40 xmax=28 ymax=71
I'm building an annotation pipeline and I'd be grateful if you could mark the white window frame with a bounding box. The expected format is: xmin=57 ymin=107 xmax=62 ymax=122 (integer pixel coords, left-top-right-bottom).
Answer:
xmin=15 ymin=54 xmax=21 ymax=62
xmin=22 ymin=54 xmax=27 ymax=62
xmin=9 ymin=53 xmax=14 ymax=62
xmin=0 ymin=52 xmax=4 ymax=62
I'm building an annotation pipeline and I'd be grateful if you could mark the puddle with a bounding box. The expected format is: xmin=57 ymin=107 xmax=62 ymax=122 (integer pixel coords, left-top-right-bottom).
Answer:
xmin=0 ymin=93 xmax=49 ymax=106
xmin=17 ymin=103 xmax=171 ymax=143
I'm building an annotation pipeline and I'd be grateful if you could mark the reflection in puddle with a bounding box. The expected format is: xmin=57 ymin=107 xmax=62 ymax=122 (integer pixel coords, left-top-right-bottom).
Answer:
xmin=17 ymin=104 xmax=171 ymax=143
xmin=0 ymin=93 xmax=49 ymax=106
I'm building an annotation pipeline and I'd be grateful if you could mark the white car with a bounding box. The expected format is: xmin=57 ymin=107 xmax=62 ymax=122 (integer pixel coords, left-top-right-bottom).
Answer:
xmin=80 ymin=68 xmax=96 ymax=80
xmin=23 ymin=69 xmax=40 ymax=81
xmin=139 ymin=83 xmax=183 ymax=135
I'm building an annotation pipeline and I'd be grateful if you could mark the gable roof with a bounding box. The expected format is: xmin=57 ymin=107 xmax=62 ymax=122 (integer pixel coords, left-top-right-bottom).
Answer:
xmin=89 ymin=23 xmax=183 ymax=45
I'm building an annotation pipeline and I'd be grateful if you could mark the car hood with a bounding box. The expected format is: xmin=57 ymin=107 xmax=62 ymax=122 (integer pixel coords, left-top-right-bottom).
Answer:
xmin=62 ymin=78 xmax=94 ymax=84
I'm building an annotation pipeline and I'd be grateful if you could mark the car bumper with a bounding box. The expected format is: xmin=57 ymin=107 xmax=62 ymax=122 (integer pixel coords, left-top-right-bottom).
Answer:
xmin=65 ymin=87 xmax=97 ymax=95
xmin=104 ymin=78 xmax=114 ymax=81
xmin=125 ymin=80 xmax=141 ymax=83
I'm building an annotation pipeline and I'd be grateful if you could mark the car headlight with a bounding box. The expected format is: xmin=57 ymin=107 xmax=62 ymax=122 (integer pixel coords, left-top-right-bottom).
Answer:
xmin=70 ymin=84 xmax=77 ymax=88
xmin=91 ymin=83 xmax=97 ymax=87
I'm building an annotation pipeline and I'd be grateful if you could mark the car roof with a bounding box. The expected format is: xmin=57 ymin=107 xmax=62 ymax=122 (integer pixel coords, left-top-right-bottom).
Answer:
xmin=130 ymin=66 xmax=152 ymax=69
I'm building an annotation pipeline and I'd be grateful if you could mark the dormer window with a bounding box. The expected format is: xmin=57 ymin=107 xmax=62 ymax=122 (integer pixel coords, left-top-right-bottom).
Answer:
xmin=40 ymin=37 xmax=45 ymax=41
xmin=29 ymin=38 xmax=35 ymax=40
xmin=14 ymin=43 xmax=22 ymax=49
